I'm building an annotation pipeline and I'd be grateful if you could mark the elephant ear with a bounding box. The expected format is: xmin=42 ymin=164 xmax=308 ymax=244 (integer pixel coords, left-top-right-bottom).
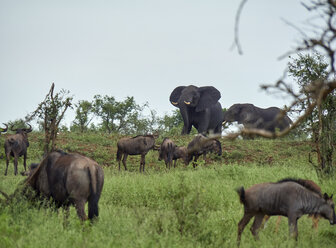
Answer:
xmin=169 ymin=86 xmax=186 ymax=107
xmin=196 ymin=86 xmax=221 ymax=112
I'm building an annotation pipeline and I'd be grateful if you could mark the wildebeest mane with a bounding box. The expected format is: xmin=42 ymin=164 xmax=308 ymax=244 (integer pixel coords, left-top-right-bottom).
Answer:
xmin=131 ymin=134 xmax=154 ymax=139
xmin=276 ymin=178 xmax=322 ymax=196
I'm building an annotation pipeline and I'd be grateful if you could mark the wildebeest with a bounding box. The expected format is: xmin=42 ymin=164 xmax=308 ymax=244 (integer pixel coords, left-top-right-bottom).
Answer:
xmin=158 ymin=138 xmax=176 ymax=169
xmin=116 ymin=134 xmax=156 ymax=172
xmin=173 ymin=146 xmax=188 ymax=167
xmin=262 ymin=178 xmax=322 ymax=231
xmin=25 ymin=150 xmax=104 ymax=221
xmin=187 ymin=134 xmax=222 ymax=166
xmin=236 ymin=179 xmax=336 ymax=245
xmin=4 ymin=124 xmax=32 ymax=175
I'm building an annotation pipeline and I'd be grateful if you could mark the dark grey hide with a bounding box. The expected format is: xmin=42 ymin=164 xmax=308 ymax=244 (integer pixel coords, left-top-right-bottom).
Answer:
xmin=172 ymin=146 xmax=188 ymax=167
xmin=158 ymin=138 xmax=176 ymax=169
xmin=223 ymin=103 xmax=292 ymax=132
xmin=26 ymin=150 xmax=104 ymax=221
xmin=187 ymin=134 xmax=222 ymax=166
xmin=4 ymin=124 xmax=32 ymax=175
xmin=170 ymin=85 xmax=223 ymax=135
xmin=236 ymin=179 xmax=336 ymax=244
xmin=116 ymin=135 xmax=156 ymax=172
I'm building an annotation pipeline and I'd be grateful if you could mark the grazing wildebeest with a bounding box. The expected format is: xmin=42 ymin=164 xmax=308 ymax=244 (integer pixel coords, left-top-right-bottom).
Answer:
xmin=172 ymin=146 xmax=188 ymax=167
xmin=236 ymin=179 xmax=336 ymax=245
xmin=25 ymin=150 xmax=104 ymax=221
xmin=262 ymin=178 xmax=322 ymax=231
xmin=116 ymin=135 xmax=156 ymax=172
xmin=158 ymin=138 xmax=176 ymax=169
xmin=4 ymin=124 xmax=32 ymax=175
xmin=0 ymin=123 xmax=8 ymax=134
xmin=187 ymin=134 xmax=222 ymax=167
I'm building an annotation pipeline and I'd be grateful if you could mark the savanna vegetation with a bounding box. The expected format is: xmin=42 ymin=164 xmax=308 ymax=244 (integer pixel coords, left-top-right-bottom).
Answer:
xmin=0 ymin=132 xmax=336 ymax=248
xmin=1 ymin=1 xmax=336 ymax=247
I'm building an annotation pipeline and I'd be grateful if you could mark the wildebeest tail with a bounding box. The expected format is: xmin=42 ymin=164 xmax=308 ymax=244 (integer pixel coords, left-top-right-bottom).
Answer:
xmin=116 ymin=147 xmax=122 ymax=161
xmin=167 ymin=143 xmax=174 ymax=162
xmin=236 ymin=186 xmax=246 ymax=205
xmin=87 ymin=166 xmax=103 ymax=220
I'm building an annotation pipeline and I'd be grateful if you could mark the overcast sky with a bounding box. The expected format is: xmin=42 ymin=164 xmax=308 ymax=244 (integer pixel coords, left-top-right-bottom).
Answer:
xmin=0 ymin=0 xmax=314 ymax=127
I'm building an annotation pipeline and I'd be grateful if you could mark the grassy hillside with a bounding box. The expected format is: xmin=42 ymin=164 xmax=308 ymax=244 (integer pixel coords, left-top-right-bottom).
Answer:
xmin=0 ymin=132 xmax=335 ymax=248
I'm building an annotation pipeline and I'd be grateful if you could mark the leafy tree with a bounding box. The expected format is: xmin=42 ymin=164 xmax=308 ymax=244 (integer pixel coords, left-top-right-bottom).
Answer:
xmin=71 ymin=100 xmax=94 ymax=133
xmin=26 ymin=83 xmax=73 ymax=155
xmin=288 ymin=53 xmax=328 ymax=140
xmin=157 ymin=109 xmax=184 ymax=135
xmin=93 ymin=95 xmax=148 ymax=134
xmin=287 ymin=53 xmax=336 ymax=174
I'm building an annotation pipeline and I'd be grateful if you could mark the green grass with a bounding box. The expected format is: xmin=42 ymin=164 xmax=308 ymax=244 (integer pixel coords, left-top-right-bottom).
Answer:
xmin=0 ymin=132 xmax=335 ymax=247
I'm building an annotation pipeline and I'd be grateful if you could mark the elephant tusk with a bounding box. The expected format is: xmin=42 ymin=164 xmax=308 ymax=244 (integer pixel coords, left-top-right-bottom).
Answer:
xmin=171 ymin=101 xmax=178 ymax=105
xmin=184 ymin=101 xmax=191 ymax=105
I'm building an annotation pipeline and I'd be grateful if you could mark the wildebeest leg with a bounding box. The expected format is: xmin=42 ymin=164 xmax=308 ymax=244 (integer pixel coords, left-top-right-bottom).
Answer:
xmin=122 ymin=154 xmax=128 ymax=170
xmin=140 ymin=154 xmax=145 ymax=172
xmin=14 ymin=153 xmax=19 ymax=175
xmin=63 ymin=205 xmax=70 ymax=227
xmin=74 ymin=199 xmax=88 ymax=221
xmin=173 ymin=159 xmax=177 ymax=168
xmin=275 ymin=216 xmax=282 ymax=233
xmin=250 ymin=213 xmax=265 ymax=239
xmin=288 ymin=215 xmax=298 ymax=240
xmin=5 ymin=151 xmax=10 ymax=176
xmin=311 ymin=214 xmax=319 ymax=230
xmin=261 ymin=215 xmax=271 ymax=229
xmin=193 ymin=155 xmax=199 ymax=168
xmin=23 ymin=152 xmax=27 ymax=172
xmin=237 ymin=212 xmax=254 ymax=245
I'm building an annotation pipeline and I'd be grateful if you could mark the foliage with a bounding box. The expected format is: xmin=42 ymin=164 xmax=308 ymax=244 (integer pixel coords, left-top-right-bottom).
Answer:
xmin=157 ymin=109 xmax=184 ymax=135
xmin=93 ymin=95 xmax=153 ymax=134
xmin=26 ymin=83 xmax=73 ymax=155
xmin=288 ymin=53 xmax=336 ymax=175
xmin=1 ymin=131 xmax=336 ymax=247
xmin=71 ymin=100 xmax=94 ymax=133
xmin=5 ymin=119 xmax=28 ymax=131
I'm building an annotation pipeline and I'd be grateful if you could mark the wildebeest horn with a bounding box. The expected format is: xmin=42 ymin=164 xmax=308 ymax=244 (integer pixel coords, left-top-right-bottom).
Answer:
xmin=0 ymin=123 xmax=8 ymax=133
xmin=24 ymin=123 xmax=32 ymax=133
xmin=10 ymin=125 xmax=17 ymax=132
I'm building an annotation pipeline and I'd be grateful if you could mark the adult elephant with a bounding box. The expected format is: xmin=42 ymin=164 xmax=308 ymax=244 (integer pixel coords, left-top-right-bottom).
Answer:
xmin=170 ymin=85 xmax=223 ymax=135
xmin=223 ymin=103 xmax=292 ymax=132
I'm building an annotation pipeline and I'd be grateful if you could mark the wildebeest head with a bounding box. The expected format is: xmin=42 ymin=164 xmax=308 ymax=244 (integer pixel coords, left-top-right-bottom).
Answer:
xmin=321 ymin=193 xmax=336 ymax=225
xmin=11 ymin=123 xmax=33 ymax=135
xmin=20 ymin=163 xmax=39 ymax=176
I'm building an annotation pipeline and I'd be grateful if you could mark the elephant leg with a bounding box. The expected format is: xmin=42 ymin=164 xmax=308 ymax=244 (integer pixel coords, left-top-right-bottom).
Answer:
xmin=196 ymin=111 xmax=210 ymax=134
xmin=214 ymin=124 xmax=222 ymax=134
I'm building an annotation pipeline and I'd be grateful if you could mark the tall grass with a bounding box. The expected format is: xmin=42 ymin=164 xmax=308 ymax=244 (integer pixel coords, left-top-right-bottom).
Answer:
xmin=0 ymin=133 xmax=335 ymax=247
